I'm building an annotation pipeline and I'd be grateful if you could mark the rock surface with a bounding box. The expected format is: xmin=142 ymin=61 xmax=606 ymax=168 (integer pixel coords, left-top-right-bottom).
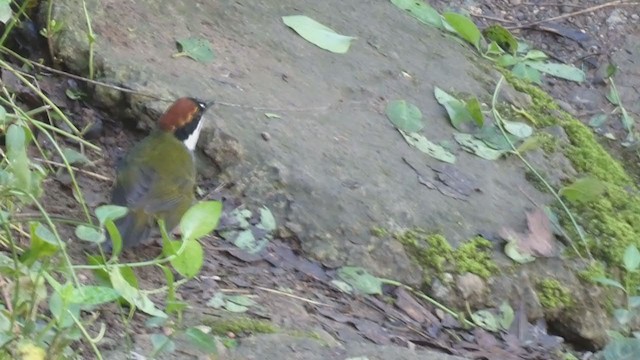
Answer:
xmin=49 ymin=0 xmax=548 ymax=285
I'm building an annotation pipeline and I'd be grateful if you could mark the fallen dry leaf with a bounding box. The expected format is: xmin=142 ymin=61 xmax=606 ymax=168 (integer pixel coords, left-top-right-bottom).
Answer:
xmin=500 ymin=208 xmax=556 ymax=259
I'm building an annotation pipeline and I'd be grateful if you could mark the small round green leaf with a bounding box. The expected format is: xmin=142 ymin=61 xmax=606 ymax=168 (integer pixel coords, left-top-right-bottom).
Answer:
xmin=0 ymin=0 xmax=11 ymax=24
xmin=95 ymin=205 xmax=128 ymax=226
xmin=503 ymin=120 xmax=533 ymax=139
xmin=69 ymin=286 xmax=120 ymax=307
xmin=336 ymin=266 xmax=382 ymax=295
xmin=150 ymin=334 xmax=175 ymax=355
xmin=75 ymin=225 xmax=104 ymax=243
xmin=169 ymin=239 xmax=204 ymax=278
xmin=559 ymin=177 xmax=607 ymax=204
xmin=623 ymin=245 xmax=640 ymax=272
xmin=175 ymin=37 xmax=215 ymax=63
xmin=179 ymin=201 xmax=222 ymax=241
xmin=385 ymin=100 xmax=424 ymax=133
xmin=185 ymin=327 xmax=218 ymax=354
xmin=109 ymin=267 xmax=166 ymax=318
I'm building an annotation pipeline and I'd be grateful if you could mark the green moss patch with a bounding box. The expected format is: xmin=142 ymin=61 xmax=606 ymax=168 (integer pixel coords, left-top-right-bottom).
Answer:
xmin=204 ymin=316 xmax=278 ymax=336
xmin=504 ymin=73 xmax=640 ymax=269
xmin=537 ymin=279 xmax=573 ymax=310
xmin=395 ymin=229 xmax=497 ymax=281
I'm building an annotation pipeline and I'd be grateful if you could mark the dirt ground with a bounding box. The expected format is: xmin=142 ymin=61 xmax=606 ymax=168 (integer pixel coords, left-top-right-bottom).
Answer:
xmin=5 ymin=0 xmax=640 ymax=359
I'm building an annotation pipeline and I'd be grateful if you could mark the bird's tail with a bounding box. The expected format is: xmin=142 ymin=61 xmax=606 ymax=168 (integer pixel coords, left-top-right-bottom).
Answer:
xmin=103 ymin=210 xmax=151 ymax=252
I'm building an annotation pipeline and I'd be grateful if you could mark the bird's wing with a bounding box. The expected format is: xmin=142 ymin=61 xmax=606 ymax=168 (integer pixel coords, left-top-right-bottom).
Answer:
xmin=112 ymin=161 xmax=190 ymax=214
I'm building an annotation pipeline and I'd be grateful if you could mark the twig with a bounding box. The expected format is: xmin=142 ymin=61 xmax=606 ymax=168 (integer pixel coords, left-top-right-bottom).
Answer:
xmin=507 ymin=0 xmax=632 ymax=30
xmin=472 ymin=14 xmax=516 ymax=23
xmin=33 ymin=157 xmax=111 ymax=181
xmin=0 ymin=47 xmax=171 ymax=102
xmin=216 ymin=99 xmax=368 ymax=113
xmin=254 ymin=285 xmax=333 ymax=307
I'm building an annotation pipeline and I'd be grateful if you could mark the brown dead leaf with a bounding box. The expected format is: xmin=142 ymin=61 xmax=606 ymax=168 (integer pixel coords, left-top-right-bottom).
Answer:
xmin=394 ymin=287 xmax=438 ymax=325
xmin=499 ymin=208 xmax=556 ymax=258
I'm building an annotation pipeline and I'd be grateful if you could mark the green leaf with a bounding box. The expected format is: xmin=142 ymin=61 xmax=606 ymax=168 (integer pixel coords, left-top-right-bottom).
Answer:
xmin=482 ymin=25 xmax=517 ymax=54
xmin=150 ymin=334 xmax=175 ymax=355
xmin=523 ymin=50 xmax=548 ymax=61
xmin=485 ymin=41 xmax=505 ymax=56
xmin=471 ymin=310 xmax=499 ymax=332
xmin=589 ymin=114 xmax=608 ymax=128
xmin=512 ymin=63 xmax=541 ymax=84
xmin=330 ymin=279 xmax=353 ymax=294
xmin=95 ymin=205 xmax=128 ymax=226
xmin=230 ymin=229 xmax=269 ymax=254
xmin=0 ymin=0 xmax=11 ymax=24
xmin=49 ymin=289 xmax=81 ymax=328
xmin=502 ymin=120 xmax=533 ymax=139
xmin=606 ymin=63 xmax=618 ymax=78
xmin=623 ymin=245 xmax=640 ymax=272
xmin=524 ymin=61 xmax=586 ymax=83
xmin=433 ymin=87 xmax=475 ymax=130
xmin=390 ymin=0 xmax=443 ymax=28
xmin=476 ymin=125 xmax=518 ymax=151
xmin=105 ymin=220 xmax=123 ymax=256
xmin=603 ymin=337 xmax=640 ymax=360
xmin=282 ymin=15 xmax=356 ymax=54
xmin=257 ymin=206 xmax=277 ymax=232
xmin=621 ymin=107 xmax=635 ymax=132
xmin=442 ymin=12 xmax=482 ymax=51
xmin=185 ymin=327 xmax=218 ymax=354
xmin=6 ymin=124 xmax=31 ymax=193
xmin=504 ymin=241 xmax=535 ymax=264
xmin=169 ymin=239 xmax=204 ymax=278
xmin=399 ymin=131 xmax=456 ymax=163
xmin=65 ymin=88 xmax=85 ymax=101
xmin=607 ymin=86 xmax=621 ymax=105
xmin=69 ymin=286 xmax=120 ymax=307
xmin=175 ymin=37 xmax=215 ymax=63
xmin=614 ymin=308 xmax=632 ymax=325
xmin=61 ymin=147 xmax=90 ymax=165
xmin=179 ymin=201 xmax=222 ymax=241
xmin=454 ymin=133 xmax=505 ymax=160
xmin=226 ymin=295 xmax=256 ymax=307
xmin=336 ymin=266 xmax=383 ymax=295
xmin=465 ymin=97 xmax=484 ymax=127
xmin=496 ymin=54 xmax=518 ymax=67
xmin=559 ymin=177 xmax=607 ymax=204
xmin=74 ymin=225 xmax=104 ymax=243
xmin=629 ymin=296 xmax=640 ymax=308
xmin=206 ymin=292 xmax=226 ymax=309
xmin=21 ymin=222 xmax=60 ymax=266
xmin=109 ymin=267 xmax=166 ymax=318
xmin=592 ymin=277 xmax=625 ymax=291
xmin=224 ymin=301 xmax=249 ymax=313
xmin=385 ymin=100 xmax=424 ymax=132
xmin=498 ymin=301 xmax=514 ymax=330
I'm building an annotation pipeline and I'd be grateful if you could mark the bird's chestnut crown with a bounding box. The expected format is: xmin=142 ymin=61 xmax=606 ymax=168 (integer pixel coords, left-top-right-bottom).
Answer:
xmin=158 ymin=97 xmax=212 ymax=150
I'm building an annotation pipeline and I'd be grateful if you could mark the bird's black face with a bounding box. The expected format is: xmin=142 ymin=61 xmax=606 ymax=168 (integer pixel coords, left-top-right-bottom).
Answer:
xmin=158 ymin=97 xmax=213 ymax=150
xmin=173 ymin=98 xmax=210 ymax=143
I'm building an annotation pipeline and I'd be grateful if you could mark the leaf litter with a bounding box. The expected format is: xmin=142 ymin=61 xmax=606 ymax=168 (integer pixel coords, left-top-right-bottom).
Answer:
xmin=183 ymin=190 xmax=568 ymax=360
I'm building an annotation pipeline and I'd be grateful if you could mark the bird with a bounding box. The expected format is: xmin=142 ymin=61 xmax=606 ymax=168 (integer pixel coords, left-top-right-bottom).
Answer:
xmin=106 ymin=97 xmax=213 ymax=250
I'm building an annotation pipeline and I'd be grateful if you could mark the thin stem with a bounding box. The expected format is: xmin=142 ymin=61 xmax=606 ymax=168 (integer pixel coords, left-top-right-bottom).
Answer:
xmin=81 ymin=0 xmax=96 ymax=79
